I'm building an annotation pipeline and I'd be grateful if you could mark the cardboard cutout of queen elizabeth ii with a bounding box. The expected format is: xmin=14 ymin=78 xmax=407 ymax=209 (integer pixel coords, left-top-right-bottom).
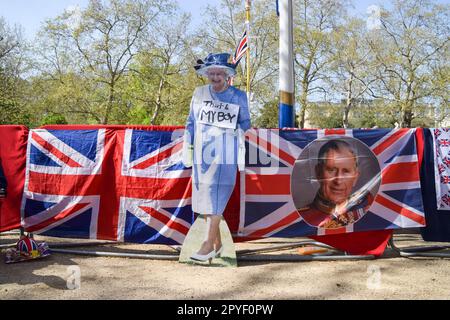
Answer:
xmin=183 ymin=53 xmax=251 ymax=216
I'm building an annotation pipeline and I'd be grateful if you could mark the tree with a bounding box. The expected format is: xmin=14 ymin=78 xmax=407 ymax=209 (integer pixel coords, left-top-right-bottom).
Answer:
xmin=0 ymin=17 xmax=31 ymax=125
xmin=199 ymin=0 xmax=279 ymax=105
xmin=41 ymin=113 xmax=68 ymax=125
xmin=307 ymin=102 xmax=344 ymax=129
xmin=368 ymin=0 xmax=449 ymax=128
xmin=35 ymin=0 xmax=176 ymax=124
xmin=429 ymin=50 xmax=450 ymax=126
xmin=253 ymin=99 xmax=279 ymax=128
xmin=350 ymin=100 xmax=398 ymax=128
xmin=294 ymin=0 xmax=350 ymax=128
xmin=125 ymin=12 xmax=197 ymax=125
xmin=329 ymin=18 xmax=379 ymax=128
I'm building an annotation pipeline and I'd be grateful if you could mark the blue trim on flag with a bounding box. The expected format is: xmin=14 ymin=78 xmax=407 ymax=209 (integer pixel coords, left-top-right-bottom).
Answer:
xmin=271 ymin=220 xmax=317 ymax=237
xmin=278 ymin=130 xmax=319 ymax=149
xmin=352 ymin=129 xmax=391 ymax=148
xmin=24 ymin=199 xmax=58 ymax=219
xmin=124 ymin=211 xmax=180 ymax=245
xmin=245 ymin=141 xmax=288 ymax=168
xmin=130 ymin=130 xmax=173 ymax=163
xmin=384 ymin=133 xmax=416 ymax=164
xmin=383 ymin=189 xmax=424 ymax=213
xmin=163 ymin=205 xmax=194 ymax=224
xmin=353 ymin=211 xmax=398 ymax=231
xmin=49 ymin=130 xmax=99 ymax=161
xmin=244 ymin=202 xmax=287 ymax=227
xmin=41 ymin=209 xmax=93 ymax=239
xmin=30 ymin=144 xmax=61 ymax=167
xmin=165 ymin=161 xmax=190 ymax=171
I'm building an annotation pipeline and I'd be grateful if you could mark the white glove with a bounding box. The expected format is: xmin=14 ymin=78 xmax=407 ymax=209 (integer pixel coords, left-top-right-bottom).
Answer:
xmin=237 ymin=128 xmax=246 ymax=172
xmin=182 ymin=143 xmax=193 ymax=168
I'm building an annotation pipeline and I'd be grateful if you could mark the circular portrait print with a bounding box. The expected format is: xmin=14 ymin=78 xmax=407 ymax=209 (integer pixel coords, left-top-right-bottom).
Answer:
xmin=291 ymin=136 xmax=381 ymax=229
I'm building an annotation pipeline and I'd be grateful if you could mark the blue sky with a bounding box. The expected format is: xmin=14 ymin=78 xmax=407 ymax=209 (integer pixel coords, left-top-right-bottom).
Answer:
xmin=0 ymin=0 xmax=220 ymax=39
xmin=0 ymin=0 xmax=447 ymax=40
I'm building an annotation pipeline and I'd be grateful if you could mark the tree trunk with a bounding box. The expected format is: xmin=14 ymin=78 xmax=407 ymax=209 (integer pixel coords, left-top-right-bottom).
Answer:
xmin=298 ymin=80 xmax=308 ymax=129
xmin=400 ymin=76 xmax=414 ymax=128
xmin=102 ymin=81 xmax=115 ymax=125
xmin=401 ymin=101 xmax=414 ymax=128
xmin=343 ymin=73 xmax=354 ymax=129
xmin=150 ymin=76 xmax=164 ymax=125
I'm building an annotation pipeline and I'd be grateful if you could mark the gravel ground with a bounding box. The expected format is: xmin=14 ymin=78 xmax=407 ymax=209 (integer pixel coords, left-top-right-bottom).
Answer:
xmin=1 ymin=233 xmax=450 ymax=300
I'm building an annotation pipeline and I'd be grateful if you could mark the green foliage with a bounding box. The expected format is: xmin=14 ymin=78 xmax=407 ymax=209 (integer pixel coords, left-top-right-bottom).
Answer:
xmin=253 ymin=99 xmax=279 ymax=128
xmin=350 ymin=101 xmax=398 ymax=128
xmin=40 ymin=113 xmax=68 ymax=126
xmin=0 ymin=101 xmax=34 ymax=127
xmin=126 ymin=106 xmax=150 ymax=125
xmin=307 ymin=103 xmax=344 ymax=129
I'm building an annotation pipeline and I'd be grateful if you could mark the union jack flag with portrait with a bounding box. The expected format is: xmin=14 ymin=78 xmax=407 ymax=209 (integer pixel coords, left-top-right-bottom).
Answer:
xmin=21 ymin=127 xmax=193 ymax=245
xmin=238 ymin=128 xmax=426 ymax=238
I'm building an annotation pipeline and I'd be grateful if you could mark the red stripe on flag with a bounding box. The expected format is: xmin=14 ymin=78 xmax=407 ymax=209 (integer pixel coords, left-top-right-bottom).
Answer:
xmin=28 ymin=171 xmax=191 ymax=200
xmin=324 ymin=129 xmax=346 ymax=136
xmin=132 ymin=142 xmax=183 ymax=170
xmin=32 ymin=132 xmax=83 ymax=168
xmin=375 ymin=194 xmax=426 ymax=225
xmin=246 ymin=131 xmax=296 ymax=166
xmin=246 ymin=174 xmax=290 ymax=195
xmin=415 ymin=128 xmax=424 ymax=170
xmin=26 ymin=203 xmax=90 ymax=233
xmin=140 ymin=206 xmax=190 ymax=235
xmin=233 ymin=30 xmax=248 ymax=63
xmin=323 ymin=227 xmax=347 ymax=235
xmin=248 ymin=211 xmax=300 ymax=237
xmin=372 ymin=129 xmax=409 ymax=156
xmin=237 ymin=38 xmax=247 ymax=52
xmin=381 ymin=162 xmax=419 ymax=184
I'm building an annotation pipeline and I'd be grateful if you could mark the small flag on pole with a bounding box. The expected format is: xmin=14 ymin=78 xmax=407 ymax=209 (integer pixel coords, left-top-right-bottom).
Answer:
xmin=233 ymin=30 xmax=248 ymax=65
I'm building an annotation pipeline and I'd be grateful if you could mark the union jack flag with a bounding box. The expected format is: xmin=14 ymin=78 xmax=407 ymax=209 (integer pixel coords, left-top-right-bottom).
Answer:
xmin=21 ymin=128 xmax=193 ymax=244
xmin=442 ymin=193 xmax=450 ymax=206
xmin=433 ymin=128 xmax=450 ymax=210
xmin=434 ymin=128 xmax=449 ymax=138
xmin=444 ymin=157 xmax=450 ymax=168
xmin=434 ymin=128 xmax=442 ymax=138
xmin=233 ymin=30 xmax=248 ymax=65
xmin=438 ymin=139 xmax=450 ymax=147
xmin=238 ymin=128 xmax=426 ymax=238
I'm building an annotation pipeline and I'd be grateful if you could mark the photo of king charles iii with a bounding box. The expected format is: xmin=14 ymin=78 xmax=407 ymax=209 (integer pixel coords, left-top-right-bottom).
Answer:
xmin=298 ymin=139 xmax=375 ymax=229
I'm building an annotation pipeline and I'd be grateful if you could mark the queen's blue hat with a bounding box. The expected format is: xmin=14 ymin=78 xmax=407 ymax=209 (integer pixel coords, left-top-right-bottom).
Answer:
xmin=194 ymin=53 xmax=237 ymax=77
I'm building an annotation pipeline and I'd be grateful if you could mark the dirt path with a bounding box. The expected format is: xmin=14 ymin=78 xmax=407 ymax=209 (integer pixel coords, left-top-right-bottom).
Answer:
xmin=1 ymin=234 xmax=450 ymax=300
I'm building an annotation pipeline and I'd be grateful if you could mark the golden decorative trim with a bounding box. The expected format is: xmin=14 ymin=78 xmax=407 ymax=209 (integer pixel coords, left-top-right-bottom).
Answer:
xmin=279 ymin=90 xmax=295 ymax=106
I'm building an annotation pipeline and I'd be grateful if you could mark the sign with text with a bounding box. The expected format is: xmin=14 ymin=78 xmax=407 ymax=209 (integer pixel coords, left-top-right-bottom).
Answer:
xmin=198 ymin=100 xmax=240 ymax=129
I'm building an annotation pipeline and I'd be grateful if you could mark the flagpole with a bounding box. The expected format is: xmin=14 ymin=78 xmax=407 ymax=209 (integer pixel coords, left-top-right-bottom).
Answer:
xmin=279 ymin=0 xmax=295 ymax=128
xmin=245 ymin=0 xmax=251 ymax=103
